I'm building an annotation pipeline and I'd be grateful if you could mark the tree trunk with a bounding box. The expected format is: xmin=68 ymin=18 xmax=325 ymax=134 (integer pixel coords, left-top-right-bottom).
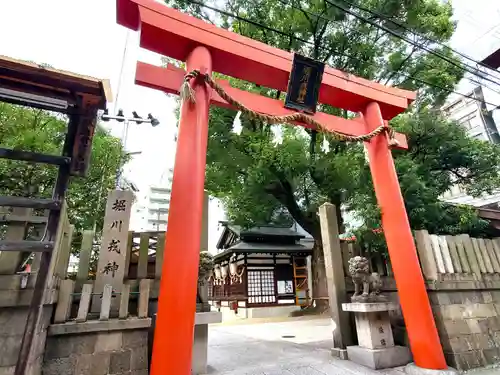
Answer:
xmin=311 ymin=239 xmax=329 ymax=310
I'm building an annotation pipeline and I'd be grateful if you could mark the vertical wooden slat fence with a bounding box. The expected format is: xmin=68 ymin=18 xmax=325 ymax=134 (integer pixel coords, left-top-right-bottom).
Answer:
xmin=343 ymin=230 xmax=500 ymax=281
xmin=53 ymin=278 xmax=151 ymax=324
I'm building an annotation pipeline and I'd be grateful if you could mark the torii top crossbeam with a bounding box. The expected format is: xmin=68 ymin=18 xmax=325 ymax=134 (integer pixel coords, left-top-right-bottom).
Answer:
xmin=117 ymin=0 xmax=415 ymax=119
xmin=116 ymin=1 xmax=447 ymax=374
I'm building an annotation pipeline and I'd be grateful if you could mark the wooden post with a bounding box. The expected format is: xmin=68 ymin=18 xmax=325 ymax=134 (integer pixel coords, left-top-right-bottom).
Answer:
xmin=100 ymin=284 xmax=113 ymax=321
xmin=151 ymin=46 xmax=212 ymax=375
xmin=429 ymin=235 xmax=446 ymax=274
xmin=155 ymin=234 xmax=165 ymax=279
xmin=484 ymin=239 xmax=500 ymax=273
xmin=54 ymin=279 xmax=74 ymax=323
xmin=471 ymin=238 xmax=487 ymax=274
xmin=200 ymin=191 xmax=209 ymax=252
xmin=56 ymin=224 xmax=74 ymax=279
xmin=76 ymin=230 xmax=94 ymax=287
xmin=119 ymin=283 xmax=131 ymax=319
xmin=363 ymin=102 xmax=447 ymax=370
xmin=415 ymin=230 xmax=438 ymax=280
xmin=124 ymin=231 xmax=133 ymax=279
xmin=76 ymin=284 xmax=93 ymax=322
xmin=445 ymin=235 xmax=463 ymax=273
xmin=318 ymin=203 xmax=352 ymax=357
xmin=437 ymin=235 xmax=454 ymax=273
xmin=138 ymin=279 xmax=151 ymax=318
xmin=138 ymin=233 xmax=149 ymax=279
xmin=93 ymin=190 xmax=133 ymax=311
xmin=460 ymin=234 xmax=481 ymax=277
xmin=0 ymin=207 xmax=30 ymax=274
xmin=47 ymin=201 xmax=68 ymax=289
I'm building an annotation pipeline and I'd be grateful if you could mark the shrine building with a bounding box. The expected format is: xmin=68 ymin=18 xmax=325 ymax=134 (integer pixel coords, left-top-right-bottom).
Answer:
xmin=208 ymin=222 xmax=313 ymax=319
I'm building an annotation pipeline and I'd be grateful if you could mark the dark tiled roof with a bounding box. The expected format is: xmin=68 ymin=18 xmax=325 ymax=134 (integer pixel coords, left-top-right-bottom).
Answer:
xmin=226 ymin=224 xmax=305 ymax=238
xmin=213 ymin=241 xmax=312 ymax=262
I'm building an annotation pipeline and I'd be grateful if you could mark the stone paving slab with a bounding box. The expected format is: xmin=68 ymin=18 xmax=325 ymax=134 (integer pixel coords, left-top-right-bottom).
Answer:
xmin=206 ymin=318 xmax=498 ymax=375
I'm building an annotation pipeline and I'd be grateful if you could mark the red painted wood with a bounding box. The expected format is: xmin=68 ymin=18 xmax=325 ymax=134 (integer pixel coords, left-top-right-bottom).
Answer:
xmin=362 ymin=102 xmax=447 ymax=370
xmin=135 ymin=62 xmax=408 ymax=150
xmin=117 ymin=0 xmax=415 ymax=119
xmin=150 ymin=46 xmax=212 ymax=375
xmin=117 ymin=0 xmax=447 ymax=370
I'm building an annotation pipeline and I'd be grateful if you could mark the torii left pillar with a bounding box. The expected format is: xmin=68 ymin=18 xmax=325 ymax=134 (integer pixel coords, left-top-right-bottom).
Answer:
xmin=151 ymin=46 xmax=212 ymax=375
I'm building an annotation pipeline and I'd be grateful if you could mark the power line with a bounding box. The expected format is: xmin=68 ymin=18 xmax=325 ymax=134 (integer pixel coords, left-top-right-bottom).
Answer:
xmin=276 ymin=0 xmax=500 ymax=97
xmin=323 ymin=0 xmax=500 ymax=90
xmin=338 ymin=0 xmax=500 ymax=78
xmin=182 ymin=0 xmax=500 ymax=108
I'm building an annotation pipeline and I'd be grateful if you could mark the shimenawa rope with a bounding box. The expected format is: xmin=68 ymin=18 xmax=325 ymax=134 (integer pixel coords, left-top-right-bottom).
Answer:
xmin=180 ymin=70 xmax=399 ymax=146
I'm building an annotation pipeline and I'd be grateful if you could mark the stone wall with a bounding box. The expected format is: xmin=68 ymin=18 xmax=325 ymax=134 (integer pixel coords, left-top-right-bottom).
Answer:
xmin=0 ymin=305 xmax=53 ymax=375
xmin=429 ymin=284 xmax=500 ymax=370
xmin=346 ymin=276 xmax=500 ymax=371
xmin=0 ymin=274 xmax=56 ymax=375
xmin=43 ymin=319 xmax=151 ymax=375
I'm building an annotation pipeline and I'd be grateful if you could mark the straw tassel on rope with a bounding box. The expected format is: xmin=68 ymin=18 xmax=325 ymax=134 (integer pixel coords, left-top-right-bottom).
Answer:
xmin=179 ymin=70 xmax=201 ymax=104
xmin=181 ymin=70 xmax=399 ymax=147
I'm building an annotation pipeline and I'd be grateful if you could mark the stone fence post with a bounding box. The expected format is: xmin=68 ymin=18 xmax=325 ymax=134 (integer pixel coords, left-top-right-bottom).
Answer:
xmin=318 ymin=202 xmax=353 ymax=358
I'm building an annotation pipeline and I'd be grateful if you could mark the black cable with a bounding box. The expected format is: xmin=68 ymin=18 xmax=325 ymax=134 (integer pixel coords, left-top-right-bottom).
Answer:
xmin=182 ymin=0 xmax=500 ymax=108
xmin=339 ymin=0 xmax=500 ymax=79
xmin=276 ymin=0 xmax=500 ymax=97
xmin=323 ymin=0 xmax=500 ymax=89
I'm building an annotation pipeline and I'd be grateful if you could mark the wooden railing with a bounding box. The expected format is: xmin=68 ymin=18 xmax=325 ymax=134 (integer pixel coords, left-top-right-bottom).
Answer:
xmin=54 ymin=278 xmax=151 ymax=323
xmin=339 ymin=230 xmax=500 ymax=281
xmin=0 ymin=204 xmax=72 ymax=278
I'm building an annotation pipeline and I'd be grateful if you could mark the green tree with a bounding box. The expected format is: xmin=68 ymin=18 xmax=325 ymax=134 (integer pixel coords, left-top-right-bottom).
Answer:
xmin=0 ymin=102 xmax=128 ymax=243
xmin=166 ymin=0 xmax=500 ymax=300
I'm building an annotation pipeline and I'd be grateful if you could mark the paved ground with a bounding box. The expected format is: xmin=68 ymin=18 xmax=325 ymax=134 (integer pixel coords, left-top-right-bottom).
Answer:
xmin=206 ymin=317 xmax=500 ymax=375
xmin=206 ymin=317 xmax=406 ymax=375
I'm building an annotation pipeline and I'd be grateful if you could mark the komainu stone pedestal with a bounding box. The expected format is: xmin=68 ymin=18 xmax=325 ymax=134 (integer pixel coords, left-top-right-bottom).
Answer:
xmin=342 ymin=302 xmax=412 ymax=370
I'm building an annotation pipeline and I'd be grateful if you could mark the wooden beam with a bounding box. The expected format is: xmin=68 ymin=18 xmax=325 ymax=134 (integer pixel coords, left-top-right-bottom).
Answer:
xmin=117 ymin=0 xmax=415 ymax=120
xmin=0 ymin=148 xmax=71 ymax=165
xmin=136 ymin=62 xmax=408 ymax=150
xmin=0 ymin=241 xmax=54 ymax=252
xmin=478 ymin=208 xmax=500 ymax=221
xmin=0 ymin=196 xmax=61 ymax=210
xmin=0 ymin=214 xmax=47 ymax=224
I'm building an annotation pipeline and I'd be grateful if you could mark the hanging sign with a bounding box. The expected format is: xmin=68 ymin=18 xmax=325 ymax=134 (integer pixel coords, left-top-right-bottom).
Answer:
xmin=284 ymin=54 xmax=325 ymax=114
xmin=70 ymin=95 xmax=99 ymax=177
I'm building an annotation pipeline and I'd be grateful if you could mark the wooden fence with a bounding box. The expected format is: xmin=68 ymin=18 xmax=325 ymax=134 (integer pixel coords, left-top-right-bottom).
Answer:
xmin=0 ymin=204 xmax=72 ymax=279
xmin=340 ymin=230 xmax=500 ymax=281
xmin=0 ymin=205 xmax=167 ymax=280
xmin=54 ymin=278 xmax=151 ymax=323
xmin=340 ymin=241 xmax=393 ymax=277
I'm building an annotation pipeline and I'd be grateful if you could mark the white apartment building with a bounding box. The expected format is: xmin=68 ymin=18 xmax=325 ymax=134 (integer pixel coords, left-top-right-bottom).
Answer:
xmin=440 ymin=47 xmax=500 ymax=208
xmin=131 ymin=168 xmax=174 ymax=232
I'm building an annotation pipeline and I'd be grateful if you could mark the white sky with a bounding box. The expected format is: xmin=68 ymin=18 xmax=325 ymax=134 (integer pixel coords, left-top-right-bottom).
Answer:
xmin=1 ymin=0 xmax=500 ymax=251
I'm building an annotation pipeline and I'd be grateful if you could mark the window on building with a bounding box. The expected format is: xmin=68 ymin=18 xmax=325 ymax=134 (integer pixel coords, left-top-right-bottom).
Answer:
xmin=247 ymin=270 xmax=276 ymax=304
xmin=458 ymin=112 xmax=477 ymax=130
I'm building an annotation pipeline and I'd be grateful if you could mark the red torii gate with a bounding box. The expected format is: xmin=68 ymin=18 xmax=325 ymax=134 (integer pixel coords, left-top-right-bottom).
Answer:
xmin=116 ymin=0 xmax=447 ymax=373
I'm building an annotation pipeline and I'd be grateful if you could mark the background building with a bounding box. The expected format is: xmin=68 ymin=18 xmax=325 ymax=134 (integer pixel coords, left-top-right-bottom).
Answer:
xmin=440 ymin=45 xmax=500 ymax=208
xmin=131 ymin=168 xmax=174 ymax=232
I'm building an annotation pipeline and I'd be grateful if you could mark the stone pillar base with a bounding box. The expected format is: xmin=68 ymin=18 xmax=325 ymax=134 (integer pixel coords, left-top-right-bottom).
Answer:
xmin=347 ymin=345 xmax=412 ymax=370
xmin=404 ymin=363 xmax=459 ymax=375
xmin=331 ymin=347 xmax=348 ymax=360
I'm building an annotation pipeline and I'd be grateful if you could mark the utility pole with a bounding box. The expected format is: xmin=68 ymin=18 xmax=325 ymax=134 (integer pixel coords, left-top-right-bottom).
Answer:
xmin=101 ymin=109 xmax=160 ymax=188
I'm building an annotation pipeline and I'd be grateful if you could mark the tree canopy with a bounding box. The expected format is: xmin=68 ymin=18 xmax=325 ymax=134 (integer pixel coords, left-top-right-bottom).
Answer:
xmin=165 ymin=0 xmax=500 ymax=296
xmin=0 ymin=102 xmax=128 ymax=240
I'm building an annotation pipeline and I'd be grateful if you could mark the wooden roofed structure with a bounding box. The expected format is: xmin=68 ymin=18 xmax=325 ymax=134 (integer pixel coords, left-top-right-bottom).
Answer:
xmin=0 ymin=55 xmax=111 ymax=112
xmin=0 ymin=54 xmax=111 ymax=375
xmin=210 ymin=223 xmax=313 ymax=313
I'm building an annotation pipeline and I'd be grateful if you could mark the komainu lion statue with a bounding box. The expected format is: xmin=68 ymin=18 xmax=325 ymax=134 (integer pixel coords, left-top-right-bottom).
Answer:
xmin=348 ymin=256 xmax=386 ymax=302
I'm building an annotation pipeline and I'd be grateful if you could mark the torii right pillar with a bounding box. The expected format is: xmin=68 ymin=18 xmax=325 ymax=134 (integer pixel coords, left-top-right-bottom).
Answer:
xmin=363 ymin=102 xmax=449 ymax=371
